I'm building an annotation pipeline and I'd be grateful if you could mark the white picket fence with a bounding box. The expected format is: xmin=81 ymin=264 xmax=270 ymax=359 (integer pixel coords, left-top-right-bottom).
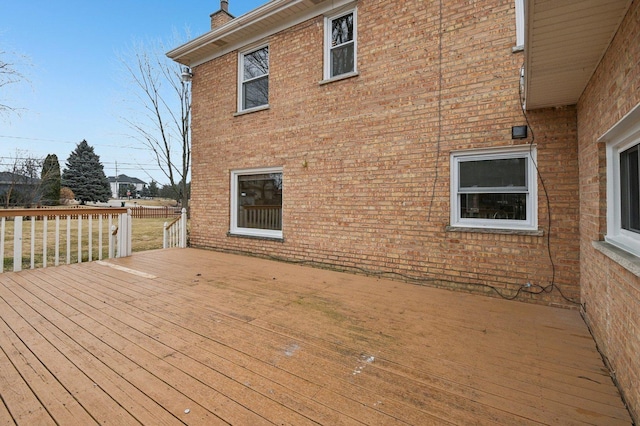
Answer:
xmin=0 ymin=207 xmax=132 ymax=273
xmin=163 ymin=208 xmax=188 ymax=249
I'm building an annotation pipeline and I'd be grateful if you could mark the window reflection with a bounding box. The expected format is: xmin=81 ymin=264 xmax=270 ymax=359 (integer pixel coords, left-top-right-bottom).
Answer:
xmin=237 ymin=173 xmax=282 ymax=230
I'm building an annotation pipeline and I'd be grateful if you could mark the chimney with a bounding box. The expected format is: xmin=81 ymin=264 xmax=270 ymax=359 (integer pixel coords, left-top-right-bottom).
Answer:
xmin=211 ymin=0 xmax=234 ymax=29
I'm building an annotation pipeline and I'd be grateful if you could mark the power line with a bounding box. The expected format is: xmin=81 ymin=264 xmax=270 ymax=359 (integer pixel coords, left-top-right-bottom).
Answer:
xmin=0 ymin=134 xmax=152 ymax=151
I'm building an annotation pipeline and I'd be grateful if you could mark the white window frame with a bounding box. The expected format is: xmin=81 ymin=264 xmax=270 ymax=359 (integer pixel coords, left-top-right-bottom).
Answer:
xmin=450 ymin=146 xmax=538 ymax=231
xmin=514 ymin=0 xmax=525 ymax=49
xmin=323 ymin=7 xmax=357 ymax=81
xmin=237 ymin=44 xmax=269 ymax=113
xmin=230 ymin=166 xmax=283 ymax=239
xmin=604 ymin=104 xmax=640 ymax=257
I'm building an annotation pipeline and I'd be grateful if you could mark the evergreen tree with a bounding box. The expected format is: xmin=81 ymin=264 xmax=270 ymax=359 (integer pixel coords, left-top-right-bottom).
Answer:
xmin=118 ymin=184 xmax=136 ymax=199
xmin=40 ymin=154 xmax=61 ymax=206
xmin=148 ymin=180 xmax=159 ymax=198
xmin=61 ymin=140 xmax=112 ymax=204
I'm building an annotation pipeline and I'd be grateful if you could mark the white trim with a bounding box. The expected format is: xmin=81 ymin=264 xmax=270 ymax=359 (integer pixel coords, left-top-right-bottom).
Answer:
xmin=238 ymin=43 xmax=269 ymax=112
xmin=230 ymin=166 xmax=283 ymax=239
xmin=323 ymin=6 xmax=357 ymax=80
xmin=603 ymin=103 xmax=640 ymax=257
xmin=450 ymin=145 xmax=538 ymax=231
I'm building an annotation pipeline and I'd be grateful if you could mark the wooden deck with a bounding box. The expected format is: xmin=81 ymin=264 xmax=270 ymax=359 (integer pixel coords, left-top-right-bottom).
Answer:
xmin=0 ymin=248 xmax=632 ymax=425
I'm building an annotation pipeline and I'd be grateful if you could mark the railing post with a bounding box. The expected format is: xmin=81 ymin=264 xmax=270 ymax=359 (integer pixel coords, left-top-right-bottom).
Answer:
xmin=30 ymin=216 xmax=36 ymax=269
xmin=13 ymin=216 xmax=23 ymax=272
xmin=109 ymin=225 xmax=116 ymax=259
xmin=77 ymin=214 xmax=82 ymax=264
xmin=127 ymin=209 xmax=132 ymax=256
xmin=116 ymin=209 xmax=132 ymax=258
xmin=66 ymin=215 xmax=71 ymax=264
xmin=180 ymin=208 xmax=187 ymax=248
xmin=42 ymin=216 xmax=48 ymax=268
xmin=88 ymin=215 xmax=93 ymax=262
xmin=117 ymin=213 xmax=125 ymax=258
xmin=163 ymin=221 xmax=169 ymax=249
xmin=55 ymin=216 xmax=60 ymax=266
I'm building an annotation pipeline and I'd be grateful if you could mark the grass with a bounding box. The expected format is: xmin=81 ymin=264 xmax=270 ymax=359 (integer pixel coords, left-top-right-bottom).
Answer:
xmin=1 ymin=217 xmax=174 ymax=271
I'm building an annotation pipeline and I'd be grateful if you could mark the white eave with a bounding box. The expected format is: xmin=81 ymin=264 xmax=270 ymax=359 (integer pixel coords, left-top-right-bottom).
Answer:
xmin=524 ymin=0 xmax=632 ymax=110
xmin=167 ymin=0 xmax=342 ymax=67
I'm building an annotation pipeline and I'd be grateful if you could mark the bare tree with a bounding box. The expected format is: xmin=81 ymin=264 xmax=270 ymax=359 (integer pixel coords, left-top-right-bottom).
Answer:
xmin=1 ymin=151 xmax=43 ymax=208
xmin=0 ymin=49 xmax=30 ymax=118
xmin=119 ymin=39 xmax=191 ymax=210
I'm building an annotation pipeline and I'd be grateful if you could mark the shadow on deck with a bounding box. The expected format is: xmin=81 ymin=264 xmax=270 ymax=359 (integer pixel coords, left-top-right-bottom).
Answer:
xmin=0 ymin=248 xmax=632 ymax=425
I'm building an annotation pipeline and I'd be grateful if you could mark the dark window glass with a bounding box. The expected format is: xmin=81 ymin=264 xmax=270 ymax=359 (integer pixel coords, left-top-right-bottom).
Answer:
xmin=243 ymin=47 xmax=268 ymax=79
xmin=621 ymin=145 xmax=640 ymax=233
xmin=331 ymin=44 xmax=354 ymax=77
xmin=459 ymin=158 xmax=527 ymax=189
xmin=460 ymin=193 xmax=527 ymax=220
xmin=243 ymin=77 xmax=268 ymax=110
xmin=330 ymin=13 xmax=354 ymax=77
xmin=237 ymin=173 xmax=282 ymax=230
xmin=242 ymin=47 xmax=269 ymax=109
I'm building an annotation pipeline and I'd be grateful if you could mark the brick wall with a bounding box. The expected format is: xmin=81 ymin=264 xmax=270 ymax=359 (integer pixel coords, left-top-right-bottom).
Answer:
xmin=577 ymin=0 xmax=640 ymax=420
xmin=189 ymin=0 xmax=580 ymax=307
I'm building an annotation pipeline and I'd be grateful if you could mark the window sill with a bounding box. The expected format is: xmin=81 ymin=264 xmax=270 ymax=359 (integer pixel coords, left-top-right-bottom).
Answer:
xmin=512 ymin=45 xmax=524 ymax=53
xmin=234 ymin=104 xmax=270 ymax=117
xmin=593 ymin=241 xmax=640 ymax=278
xmin=227 ymin=231 xmax=284 ymax=242
xmin=446 ymin=225 xmax=544 ymax=236
xmin=319 ymin=71 xmax=359 ymax=86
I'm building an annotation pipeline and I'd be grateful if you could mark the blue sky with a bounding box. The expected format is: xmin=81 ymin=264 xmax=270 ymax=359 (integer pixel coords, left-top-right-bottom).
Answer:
xmin=1 ymin=0 xmax=264 ymax=186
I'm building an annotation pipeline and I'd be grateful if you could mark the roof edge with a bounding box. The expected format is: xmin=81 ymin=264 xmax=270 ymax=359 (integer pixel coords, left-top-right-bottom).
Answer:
xmin=166 ymin=0 xmax=305 ymax=64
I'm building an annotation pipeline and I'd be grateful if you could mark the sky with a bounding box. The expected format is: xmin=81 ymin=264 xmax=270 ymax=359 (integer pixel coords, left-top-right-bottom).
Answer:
xmin=1 ymin=0 xmax=265 ymax=186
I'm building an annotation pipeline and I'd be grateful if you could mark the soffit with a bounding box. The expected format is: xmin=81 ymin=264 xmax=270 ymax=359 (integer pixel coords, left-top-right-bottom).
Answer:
xmin=524 ymin=0 xmax=631 ymax=110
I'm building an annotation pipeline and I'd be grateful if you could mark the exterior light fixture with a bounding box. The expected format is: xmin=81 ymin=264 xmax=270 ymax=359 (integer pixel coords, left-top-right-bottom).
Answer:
xmin=181 ymin=67 xmax=193 ymax=82
xmin=511 ymin=125 xmax=528 ymax=139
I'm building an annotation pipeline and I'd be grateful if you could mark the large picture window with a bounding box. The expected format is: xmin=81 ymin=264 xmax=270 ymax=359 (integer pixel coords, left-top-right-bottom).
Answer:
xmin=604 ymin=104 xmax=640 ymax=256
xmin=451 ymin=147 xmax=537 ymax=230
xmin=230 ymin=167 xmax=283 ymax=239
xmin=239 ymin=45 xmax=269 ymax=111
xmin=324 ymin=9 xmax=357 ymax=80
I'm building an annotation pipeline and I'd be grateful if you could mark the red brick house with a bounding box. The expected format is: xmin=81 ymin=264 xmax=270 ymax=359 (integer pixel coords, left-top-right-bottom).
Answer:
xmin=169 ymin=0 xmax=639 ymax=420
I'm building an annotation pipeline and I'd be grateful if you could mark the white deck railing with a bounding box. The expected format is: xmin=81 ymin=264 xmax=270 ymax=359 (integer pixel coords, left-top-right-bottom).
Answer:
xmin=163 ymin=208 xmax=187 ymax=248
xmin=0 ymin=207 xmax=132 ymax=273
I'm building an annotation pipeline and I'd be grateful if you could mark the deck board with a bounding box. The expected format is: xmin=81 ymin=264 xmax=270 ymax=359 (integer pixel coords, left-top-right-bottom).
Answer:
xmin=0 ymin=248 xmax=633 ymax=425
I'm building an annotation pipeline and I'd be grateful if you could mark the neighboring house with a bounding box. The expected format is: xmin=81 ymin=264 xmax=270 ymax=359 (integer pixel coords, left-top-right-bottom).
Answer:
xmin=108 ymin=174 xmax=147 ymax=198
xmin=168 ymin=0 xmax=639 ymax=420
xmin=0 ymin=171 xmax=41 ymax=206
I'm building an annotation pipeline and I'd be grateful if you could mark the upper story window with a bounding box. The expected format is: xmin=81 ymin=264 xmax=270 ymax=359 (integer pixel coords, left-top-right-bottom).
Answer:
xmin=450 ymin=146 xmax=538 ymax=231
xmin=238 ymin=45 xmax=269 ymax=112
xmin=324 ymin=8 xmax=357 ymax=80
xmin=604 ymin=103 xmax=640 ymax=257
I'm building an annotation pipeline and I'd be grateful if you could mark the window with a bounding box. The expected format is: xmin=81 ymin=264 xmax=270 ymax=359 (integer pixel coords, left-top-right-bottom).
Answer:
xmin=324 ymin=9 xmax=357 ymax=80
xmin=239 ymin=45 xmax=269 ymax=111
xmin=514 ymin=0 xmax=524 ymax=49
xmin=230 ymin=167 xmax=283 ymax=239
xmin=604 ymin=104 xmax=640 ymax=256
xmin=450 ymin=147 xmax=537 ymax=230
